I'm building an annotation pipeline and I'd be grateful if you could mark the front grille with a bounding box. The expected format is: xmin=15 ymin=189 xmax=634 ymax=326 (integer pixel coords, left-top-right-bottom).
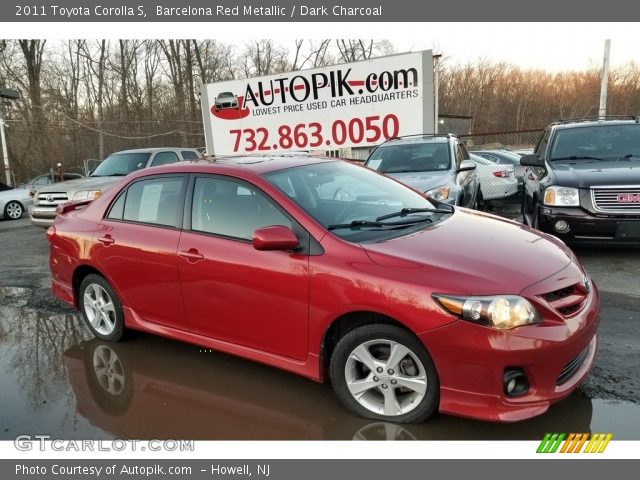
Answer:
xmin=592 ymin=187 xmax=640 ymax=213
xmin=36 ymin=192 xmax=69 ymax=206
xmin=556 ymin=346 xmax=590 ymax=385
xmin=540 ymin=283 xmax=588 ymax=317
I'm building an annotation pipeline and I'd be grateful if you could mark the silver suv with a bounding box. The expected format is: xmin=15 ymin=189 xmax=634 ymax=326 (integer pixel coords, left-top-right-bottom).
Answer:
xmin=364 ymin=134 xmax=482 ymax=209
xmin=31 ymin=147 xmax=200 ymax=227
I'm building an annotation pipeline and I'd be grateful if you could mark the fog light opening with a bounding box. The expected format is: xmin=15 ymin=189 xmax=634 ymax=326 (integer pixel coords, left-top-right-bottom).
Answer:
xmin=554 ymin=220 xmax=570 ymax=233
xmin=504 ymin=368 xmax=530 ymax=397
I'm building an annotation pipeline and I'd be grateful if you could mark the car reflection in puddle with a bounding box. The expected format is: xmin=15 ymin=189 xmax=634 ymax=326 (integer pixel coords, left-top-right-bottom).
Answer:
xmin=64 ymin=336 xmax=639 ymax=440
xmin=2 ymin=285 xmax=640 ymax=440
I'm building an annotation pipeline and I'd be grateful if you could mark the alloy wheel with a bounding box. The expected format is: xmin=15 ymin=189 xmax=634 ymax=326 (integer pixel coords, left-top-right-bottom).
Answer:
xmin=83 ymin=283 xmax=117 ymax=336
xmin=344 ymin=339 xmax=428 ymax=417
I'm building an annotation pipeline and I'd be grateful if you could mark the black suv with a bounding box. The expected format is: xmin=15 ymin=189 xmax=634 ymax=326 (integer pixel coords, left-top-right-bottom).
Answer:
xmin=521 ymin=116 xmax=640 ymax=245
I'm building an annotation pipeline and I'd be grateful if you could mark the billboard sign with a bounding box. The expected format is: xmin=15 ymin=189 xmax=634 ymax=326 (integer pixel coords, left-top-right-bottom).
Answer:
xmin=200 ymin=51 xmax=434 ymax=155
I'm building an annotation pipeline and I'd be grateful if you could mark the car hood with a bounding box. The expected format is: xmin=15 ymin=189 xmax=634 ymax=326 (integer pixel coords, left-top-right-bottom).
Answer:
xmin=34 ymin=176 xmax=120 ymax=194
xmin=385 ymin=171 xmax=451 ymax=193
xmin=550 ymin=158 xmax=640 ymax=188
xmin=362 ymin=209 xmax=574 ymax=295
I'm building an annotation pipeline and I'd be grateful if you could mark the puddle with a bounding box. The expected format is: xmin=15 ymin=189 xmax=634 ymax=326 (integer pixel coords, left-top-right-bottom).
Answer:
xmin=1 ymin=287 xmax=640 ymax=440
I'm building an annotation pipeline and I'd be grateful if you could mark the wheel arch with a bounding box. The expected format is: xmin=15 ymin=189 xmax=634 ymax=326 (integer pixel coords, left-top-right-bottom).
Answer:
xmin=72 ymin=264 xmax=108 ymax=307
xmin=319 ymin=310 xmax=414 ymax=382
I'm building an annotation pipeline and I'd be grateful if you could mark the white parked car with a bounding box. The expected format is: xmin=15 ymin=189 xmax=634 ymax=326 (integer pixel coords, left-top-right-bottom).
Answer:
xmin=0 ymin=186 xmax=33 ymax=220
xmin=470 ymin=153 xmax=518 ymax=200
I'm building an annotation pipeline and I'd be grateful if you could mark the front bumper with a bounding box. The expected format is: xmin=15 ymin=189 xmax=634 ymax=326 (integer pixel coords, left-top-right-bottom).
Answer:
xmin=538 ymin=206 xmax=640 ymax=245
xmin=30 ymin=205 xmax=57 ymax=228
xmin=420 ymin=272 xmax=600 ymax=422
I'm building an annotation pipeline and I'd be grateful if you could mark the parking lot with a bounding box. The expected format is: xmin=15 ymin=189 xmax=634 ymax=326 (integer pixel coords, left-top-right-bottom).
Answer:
xmin=1 ymin=216 xmax=639 ymax=440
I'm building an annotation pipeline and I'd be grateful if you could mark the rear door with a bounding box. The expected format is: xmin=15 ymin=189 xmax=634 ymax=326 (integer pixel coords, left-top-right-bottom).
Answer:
xmin=92 ymin=174 xmax=189 ymax=331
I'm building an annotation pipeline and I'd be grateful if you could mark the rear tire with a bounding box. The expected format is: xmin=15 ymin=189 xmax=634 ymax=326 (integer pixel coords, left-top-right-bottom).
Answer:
xmin=330 ymin=324 xmax=439 ymax=424
xmin=79 ymin=274 xmax=125 ymax=342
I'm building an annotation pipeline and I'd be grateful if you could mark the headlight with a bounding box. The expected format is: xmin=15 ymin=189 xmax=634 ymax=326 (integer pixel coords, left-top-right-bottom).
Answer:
xmin=425 ymin=185 xmax=450 ymax=201
xmin=544 ymin=186 xmax=579 ymax=206
xmin=73 ymin=190 xmax=101 ymax=201
xmin=433 ymin=294 xmax=541 ymax=329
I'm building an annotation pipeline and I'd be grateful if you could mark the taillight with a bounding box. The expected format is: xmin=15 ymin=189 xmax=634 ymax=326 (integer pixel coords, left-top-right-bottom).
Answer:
xmin=46 ymin=226 xmax=56 ymax=242
xmin=493 ymin=170 xmax=510 ymax=178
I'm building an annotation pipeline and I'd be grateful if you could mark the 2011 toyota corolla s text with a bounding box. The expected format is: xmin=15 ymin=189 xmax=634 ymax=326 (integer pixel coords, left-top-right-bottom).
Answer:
xmin=47 ymin=155 xmax=599 ymax=423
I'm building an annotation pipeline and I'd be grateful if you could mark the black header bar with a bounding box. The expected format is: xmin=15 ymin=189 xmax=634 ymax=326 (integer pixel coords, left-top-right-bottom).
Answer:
xmin=4 ymin=0 xmax=640 ymax=22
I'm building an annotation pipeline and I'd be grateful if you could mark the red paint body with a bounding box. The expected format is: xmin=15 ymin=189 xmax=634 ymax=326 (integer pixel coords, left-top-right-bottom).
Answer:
xmin=48 ymin=157 xmax=600 ymax=422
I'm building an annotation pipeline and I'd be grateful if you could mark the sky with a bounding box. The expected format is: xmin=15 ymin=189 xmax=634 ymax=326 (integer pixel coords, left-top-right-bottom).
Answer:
xmin=0 ymin=21 xmax=638 ymax=73
xmin=391 ymin=23 xmax=639 ymax=72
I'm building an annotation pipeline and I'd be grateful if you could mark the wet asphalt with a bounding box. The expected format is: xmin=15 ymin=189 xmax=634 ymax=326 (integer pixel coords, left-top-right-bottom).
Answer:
xmin=0 ymin=215 xmax=639 ymax=440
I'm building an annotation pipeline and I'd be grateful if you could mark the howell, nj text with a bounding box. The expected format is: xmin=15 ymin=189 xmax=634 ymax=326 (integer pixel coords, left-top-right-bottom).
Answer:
xmin=209 ymin=464 xmax=270 ymax=477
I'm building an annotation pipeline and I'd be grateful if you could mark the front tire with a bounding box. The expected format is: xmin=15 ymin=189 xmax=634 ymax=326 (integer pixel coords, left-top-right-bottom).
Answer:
xmin=4 ymin=201 xmax=23 ymax=220
xmin=330 ymin=324 xmax=439 ymax=424
xmin=79 ymin=274 xmax=125 ymax=342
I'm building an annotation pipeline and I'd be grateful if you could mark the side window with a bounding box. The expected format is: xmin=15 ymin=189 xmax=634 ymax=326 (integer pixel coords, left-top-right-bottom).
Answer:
xmin=35 ymin=175 xmax=51 ymax=185
xmin=121 ymin=176 xmax=184 ymax=227
xmin=150 ymin=151 xmax=180 ymax=167
xmin=191 ymin=177 xmax=292 ymax=240
xmin=535 ymin=129 xmax=551 ymax=158
xmin=181 ymin=150 xmax=199 ymax=160
xmin=107 ymin=192 xmax=126 ymax=220
xmin=454 ymin=142 xmax=468 ymax=167
xmin=458 ymin=142 xmax=471 ymax=161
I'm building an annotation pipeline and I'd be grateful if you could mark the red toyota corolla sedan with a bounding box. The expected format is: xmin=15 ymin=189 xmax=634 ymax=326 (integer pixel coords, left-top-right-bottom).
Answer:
xmin=47 ymin=155 xmax=599 ymax=423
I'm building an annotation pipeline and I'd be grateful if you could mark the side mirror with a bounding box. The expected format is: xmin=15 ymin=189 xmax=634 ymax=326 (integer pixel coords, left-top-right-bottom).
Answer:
xmin=457 ymin=159 xmax=477 ymax=172
xmin=252 ymin=226 xmax=299 ymax=251
xmin=520 ymin=154 xmax=545 ymax=168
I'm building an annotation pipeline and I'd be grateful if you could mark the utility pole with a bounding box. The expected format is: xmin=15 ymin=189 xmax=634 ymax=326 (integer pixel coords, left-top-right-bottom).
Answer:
xmin=598 ymin=39 xmax=611 ymax=119
xmin=433 ymin=54 xmax=442 ymax=134
xmin=0 ymin=88 xmax=20 ymax=186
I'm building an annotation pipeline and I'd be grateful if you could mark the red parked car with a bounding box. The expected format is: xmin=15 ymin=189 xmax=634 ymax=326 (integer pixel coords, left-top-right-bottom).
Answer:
xmin=48 ymin=155 xmax=600 ymax=423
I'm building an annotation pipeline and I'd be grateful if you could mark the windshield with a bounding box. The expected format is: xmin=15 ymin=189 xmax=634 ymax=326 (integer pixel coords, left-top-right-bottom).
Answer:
xmin=91 ymin=152 xmax=151 ymax=177
xmin=366 ymin=142 xmax=451 ymax=173
xmin=264 ymin=161 xmax=451 ymax=242
xmin=550 ymin=124 xmax=640 ymax=161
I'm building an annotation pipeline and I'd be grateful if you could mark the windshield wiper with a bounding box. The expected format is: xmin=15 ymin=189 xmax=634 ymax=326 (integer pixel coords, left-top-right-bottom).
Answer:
xmin=551 ymin=155 xmax=604 ymax=161
xmin=328 ymin=217 xmax=432 ymax=231
xmin=376 ymin=207 xmax=453 ymax=222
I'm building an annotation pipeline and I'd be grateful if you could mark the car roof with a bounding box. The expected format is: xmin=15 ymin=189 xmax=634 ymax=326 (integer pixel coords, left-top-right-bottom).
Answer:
xmin=127 ymin=154 xmax=339 ymax=178
xmin=110 ymin=147 xmax=199 ymax=155
xmin=551 ymin=119 xmax=640 ymax=131
xmin=376 ymin=136 xmax=451 ymax=147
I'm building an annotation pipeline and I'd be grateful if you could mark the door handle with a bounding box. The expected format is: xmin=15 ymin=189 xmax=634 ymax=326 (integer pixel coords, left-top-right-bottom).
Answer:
xmin=179 ymin=249 xmax=204 ymax=262
xmin=97 ymin=235 xmax=115 ymax=245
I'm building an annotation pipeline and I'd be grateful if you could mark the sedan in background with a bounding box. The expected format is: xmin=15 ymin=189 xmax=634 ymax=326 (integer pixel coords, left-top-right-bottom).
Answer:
xmin=472 ymin=150 xmax=526 ymax=186
xmin=48 ymin=155 xmax=599 ymax=424
xmin=0 ymin=186 xmax=33 ymax=220
xmin=470 ymin=153 xmax=518 ymax=201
